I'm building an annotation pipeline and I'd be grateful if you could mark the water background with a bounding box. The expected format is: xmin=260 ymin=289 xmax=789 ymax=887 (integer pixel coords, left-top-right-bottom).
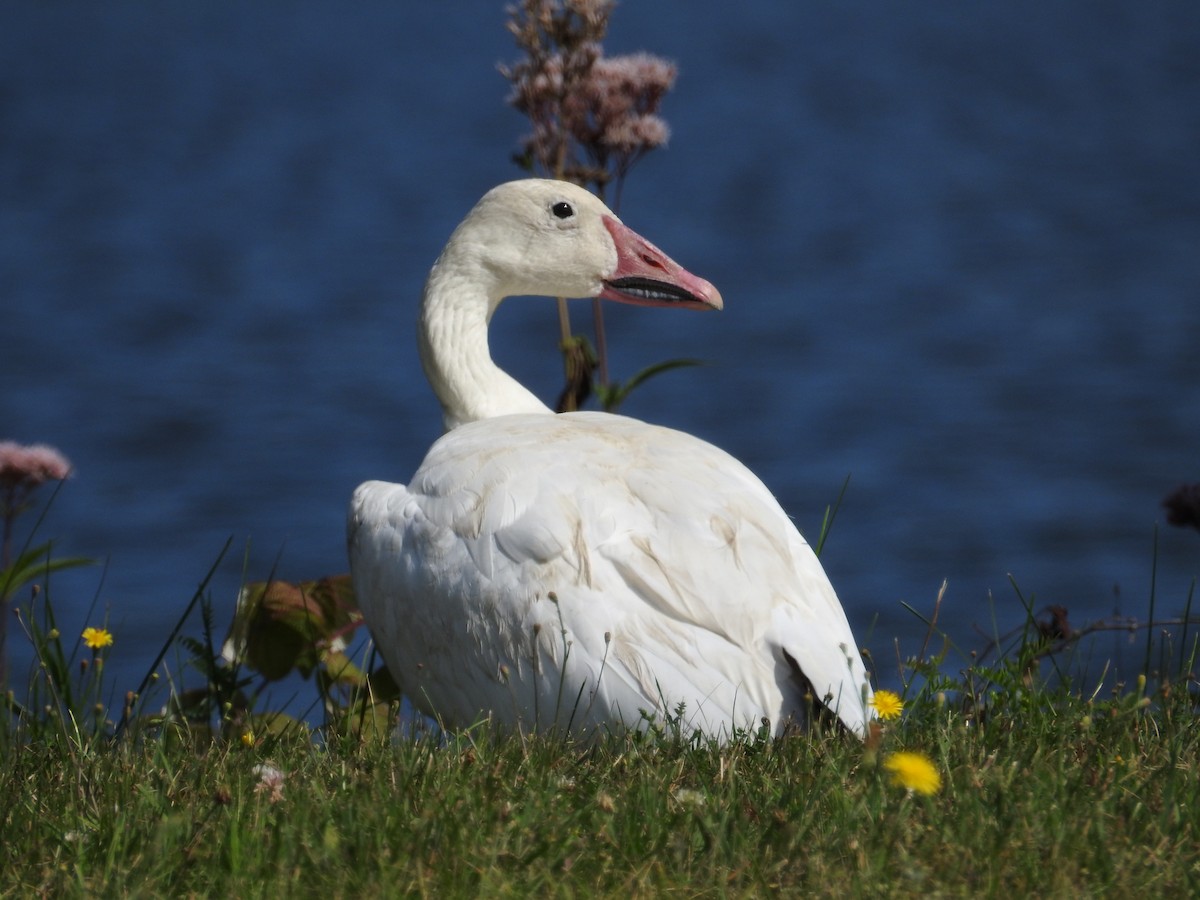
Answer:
xmin=3 ymin=0 xmax=1199 ymax=700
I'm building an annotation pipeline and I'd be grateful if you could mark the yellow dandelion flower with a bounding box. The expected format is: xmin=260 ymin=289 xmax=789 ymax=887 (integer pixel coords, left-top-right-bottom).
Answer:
xmin=81 ymin=627 xmax=113 ymax=650
xmin=871 ymin=689 xmax=904 ymax=720
xmin=883 ymin=751 xmax=942 ymax=796
xmin=241 ymin=730 xmax=255 ymax=748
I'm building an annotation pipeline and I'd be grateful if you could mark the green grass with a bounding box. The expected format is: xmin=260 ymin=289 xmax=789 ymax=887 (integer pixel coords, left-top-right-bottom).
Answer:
xmin=3 ymin=677 xmax=1198 ymax=898
xmin=3 ymin=494 xmax=1198 ymax=895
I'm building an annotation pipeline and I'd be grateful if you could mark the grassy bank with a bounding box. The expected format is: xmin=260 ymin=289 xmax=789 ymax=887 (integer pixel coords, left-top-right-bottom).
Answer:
xmin=3 ymin=674 xmax=1198 ymax=898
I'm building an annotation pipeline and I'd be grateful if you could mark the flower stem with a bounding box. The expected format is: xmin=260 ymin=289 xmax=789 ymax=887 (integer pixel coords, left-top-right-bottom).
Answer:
xmin=591 ymin=297 xmax=609 ymax=387
xmin=556 ymin=298 xmax=571 ymax=346
xmin=552 ymin=137 xmax=578 ymax=394
xmin=2 ymin=487 xmax=15 ymax=570
xmin=590 ymin=177 xmax=618 ymax=391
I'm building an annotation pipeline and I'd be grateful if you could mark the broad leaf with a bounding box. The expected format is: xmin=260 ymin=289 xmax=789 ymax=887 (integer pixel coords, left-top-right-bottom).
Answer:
xmin=222 ymin=573 xmax=361 ymax=681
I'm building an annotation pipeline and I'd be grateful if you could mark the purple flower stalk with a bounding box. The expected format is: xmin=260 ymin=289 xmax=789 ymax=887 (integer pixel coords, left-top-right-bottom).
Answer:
xmin=562 ymin=52 xmax=676 ymax=200
xmin=502 ymin=0 xmax=678 ymax=404
xmin=504 ymin=10 xmax=676 ymax=200
xmin=0 ymin=440 xmax=72 ymax=694
xmin=1 ymin=441 xmax=72 ymax=569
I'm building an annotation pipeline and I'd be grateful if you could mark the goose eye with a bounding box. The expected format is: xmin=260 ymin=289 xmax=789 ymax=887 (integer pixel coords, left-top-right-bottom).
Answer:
xmin=551 ymin=201 xmax=574 ymax=219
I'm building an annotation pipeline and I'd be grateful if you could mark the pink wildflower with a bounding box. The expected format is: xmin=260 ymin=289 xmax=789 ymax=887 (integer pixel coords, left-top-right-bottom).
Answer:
xmin=568 ymin=52 xmax=676 ymax=153
xmin=0 ymin=441 xmax=72 ymax=569
xmin=0 ymin=442 xmax=72 ymax=490
xmin=502 ymin=1 xmax=675 ymax=194
xmin=253 ymin=764 xmax=286 ymax=803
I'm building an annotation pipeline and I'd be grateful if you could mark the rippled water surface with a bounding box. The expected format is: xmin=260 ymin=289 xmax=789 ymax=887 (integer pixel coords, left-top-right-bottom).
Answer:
xmin=3 ymin=1 xmax=1198 ymax=692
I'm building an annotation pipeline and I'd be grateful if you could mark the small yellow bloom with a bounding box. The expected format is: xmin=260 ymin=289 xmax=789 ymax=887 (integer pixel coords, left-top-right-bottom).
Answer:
xmin=883 ymin=751 xmax=942 ymax=796
xmin=81 ymin=627 xmax=113 ymax=650
xmin=241 ymin=730 xmax=255 ymax=747
xmin=871 ymin=689 xmax=904 ymax=720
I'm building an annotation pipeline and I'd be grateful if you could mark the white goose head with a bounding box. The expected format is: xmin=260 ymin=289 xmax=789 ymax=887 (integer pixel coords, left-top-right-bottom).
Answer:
xmin=419 ymin=179 xmax=721 ymax=430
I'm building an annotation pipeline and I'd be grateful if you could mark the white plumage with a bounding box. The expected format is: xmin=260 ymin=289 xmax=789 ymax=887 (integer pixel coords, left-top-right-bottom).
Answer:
xmin=349 ymin=179 xmax=872 ymax=739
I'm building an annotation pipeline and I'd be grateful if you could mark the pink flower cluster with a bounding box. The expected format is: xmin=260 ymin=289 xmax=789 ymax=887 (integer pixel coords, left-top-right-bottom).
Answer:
xmin=565 ymin=52 xmax=675 ymax=159
xmin=1 ymin=441 xmax=72 ymax=570
xmin=503 ymin=0 xmax=676 ymax=192
xmin=0 ymin=442 xmax=71 ymax=490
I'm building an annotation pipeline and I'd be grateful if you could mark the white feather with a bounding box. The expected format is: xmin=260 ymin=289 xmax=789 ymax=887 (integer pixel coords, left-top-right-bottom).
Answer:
xmin=349 ymin=180 xmax=872 ymax=740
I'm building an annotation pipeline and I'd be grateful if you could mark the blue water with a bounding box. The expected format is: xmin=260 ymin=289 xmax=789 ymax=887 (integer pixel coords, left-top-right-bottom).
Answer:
xmin=3 ymin=1 xmax=1198 ymax=697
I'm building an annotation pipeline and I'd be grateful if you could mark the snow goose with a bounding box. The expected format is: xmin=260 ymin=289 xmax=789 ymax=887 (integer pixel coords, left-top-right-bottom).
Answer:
xmin=348 ymin=179 xmax=872 ymax=739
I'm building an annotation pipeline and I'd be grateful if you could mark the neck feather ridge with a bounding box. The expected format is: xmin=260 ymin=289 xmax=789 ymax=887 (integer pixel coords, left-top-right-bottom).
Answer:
xmin=418 ymin=258 xmax=552 ymax=431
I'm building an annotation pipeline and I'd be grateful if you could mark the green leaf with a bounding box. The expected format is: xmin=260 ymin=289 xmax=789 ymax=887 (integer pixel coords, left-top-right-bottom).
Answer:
xmin=814 ymin=475 xmax=852 ymax=559
xmin=0 ymin=542 xmax=92 ymax=600
xmin=222 ymin=574 xmax=361 ymax=682
xmin=319 ymin=650 xmax=367 ymax=690
xmin=334 ymin=665 xmax=402 ymax=741
xmin=243 ymin=710 xmax=302 ymax=738
xmin=596 ymin=358 xmax=706 ymax=413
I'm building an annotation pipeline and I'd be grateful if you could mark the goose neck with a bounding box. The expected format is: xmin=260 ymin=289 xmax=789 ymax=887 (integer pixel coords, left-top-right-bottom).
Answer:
xmin=417 ymin=257 xmax=551 ymax=431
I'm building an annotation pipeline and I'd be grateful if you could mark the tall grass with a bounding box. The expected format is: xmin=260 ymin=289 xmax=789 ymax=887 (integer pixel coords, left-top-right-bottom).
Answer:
xmin=2 ymin=520 xmax=1197 ymax=897
xmin=2 ymin=661 xmax=1198 ymax=896
xmin=3 ymin=445 xmax=1197 ymax=896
